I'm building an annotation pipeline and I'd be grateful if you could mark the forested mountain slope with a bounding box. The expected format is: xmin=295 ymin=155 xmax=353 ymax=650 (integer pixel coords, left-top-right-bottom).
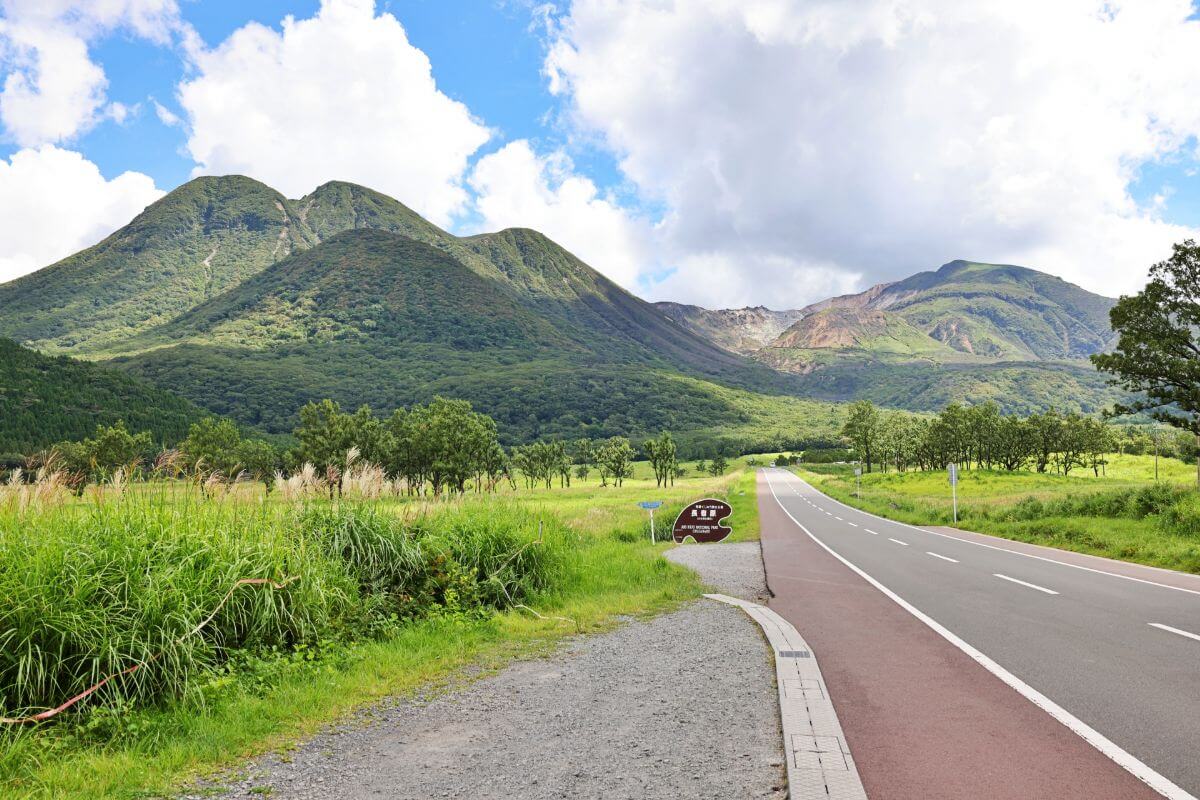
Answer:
xmin=0 ymin=338 xmax=204 ymax=454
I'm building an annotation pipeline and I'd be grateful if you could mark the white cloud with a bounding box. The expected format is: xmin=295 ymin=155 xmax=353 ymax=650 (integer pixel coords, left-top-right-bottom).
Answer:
xmin=151 ymin=97 xmax=179 ymax=127
xmin=178 ymin=0 xmax=491 ymax=226
xmin=469 ymin=140 xmax=655 ymax=290
xmin=545 ymin=0 xmax=1200 ymax=306
xmin=0 ymin=145 xmax=162 ymax=282
xmin=0 ymin=0 xmax=184 ymax=146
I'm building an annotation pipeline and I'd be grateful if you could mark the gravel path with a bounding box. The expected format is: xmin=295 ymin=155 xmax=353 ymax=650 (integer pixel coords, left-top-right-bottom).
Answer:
xmin=198 ymin=542 xmax=784 ymax=800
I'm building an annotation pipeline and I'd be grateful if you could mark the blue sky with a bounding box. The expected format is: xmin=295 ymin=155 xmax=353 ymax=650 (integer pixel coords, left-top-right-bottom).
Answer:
xmin=1 ymin=1 xmax=1198 ymax=306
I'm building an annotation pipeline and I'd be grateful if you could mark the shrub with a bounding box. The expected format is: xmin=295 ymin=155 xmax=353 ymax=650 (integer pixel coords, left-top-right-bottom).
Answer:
xmin=1 ymin=499 xmax=566 ymax=718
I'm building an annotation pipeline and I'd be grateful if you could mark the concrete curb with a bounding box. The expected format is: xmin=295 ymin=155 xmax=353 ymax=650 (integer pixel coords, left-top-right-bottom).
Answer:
xmin=706 ymin=593 xmax=868 ymax=800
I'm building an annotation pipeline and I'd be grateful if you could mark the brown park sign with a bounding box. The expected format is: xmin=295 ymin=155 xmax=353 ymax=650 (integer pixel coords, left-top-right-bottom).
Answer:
xmin=672 ymin=498 xmax=733 ymax=544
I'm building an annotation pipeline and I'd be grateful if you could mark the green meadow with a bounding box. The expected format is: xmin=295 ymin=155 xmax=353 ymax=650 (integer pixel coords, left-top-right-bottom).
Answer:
xmin=0 ymin=461 xmax=758 ymax=799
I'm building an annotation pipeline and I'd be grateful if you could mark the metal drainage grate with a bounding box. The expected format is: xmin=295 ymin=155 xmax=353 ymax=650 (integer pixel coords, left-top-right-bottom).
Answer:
xmin=778 ymin=650 xmax=811 ymax=658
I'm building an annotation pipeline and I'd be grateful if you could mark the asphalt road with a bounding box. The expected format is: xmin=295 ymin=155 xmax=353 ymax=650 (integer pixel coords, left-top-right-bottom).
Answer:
xmin=758 ymin=468 xmax=1200 ymax=800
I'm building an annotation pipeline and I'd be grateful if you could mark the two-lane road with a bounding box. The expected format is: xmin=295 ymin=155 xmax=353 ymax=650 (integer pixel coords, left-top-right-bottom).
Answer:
xmin=758 ymin=468 xmax=1200 ymax=799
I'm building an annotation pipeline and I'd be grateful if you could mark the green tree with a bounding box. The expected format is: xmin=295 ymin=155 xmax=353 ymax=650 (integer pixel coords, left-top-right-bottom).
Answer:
xmin=643 ymin=431 xmax=677 ymax=488
xmin=239 ymin=439 xmax=281 ymax=490
xmin=597 ymin=437 xmax=635 ymax=487
xmin=841 ymin=400 xmax=880 ymax=473
xmin=181 ymin=418 xmax=245 ymax=478
xmin=709 ymin=454 xmax=728 ymax=476
xmin=295 ymin=399 xmax=357 ymax=491
xmin=1093 ymin=240 xmax=1200 ymax=484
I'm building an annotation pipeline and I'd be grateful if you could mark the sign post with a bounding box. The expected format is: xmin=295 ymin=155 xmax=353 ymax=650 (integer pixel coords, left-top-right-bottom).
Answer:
xmin=854 ymin=465 xmax=862 ymax=499
xmin=671 ymin=498 xmax=734 ymax=544
xmin=948 ymin=463 xmax=959 ymax=524
xmin=638 ymin=500 xmax=663 ymax=543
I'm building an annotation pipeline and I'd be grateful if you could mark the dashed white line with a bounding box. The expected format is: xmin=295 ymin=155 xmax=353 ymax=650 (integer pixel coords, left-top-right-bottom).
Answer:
xmin=784 ymin=470 xmax=1200 ymax=599
xmin=834 ymin=516 xmax=844 ymax=521
xmin=848 ymin=522 xmax=859 ymax=528
xmin=994 ymin=574 xmax=1059 ymax=595
xmin=762 ymin=471 xmax=1195 ymax=800
xmin=1148 ymin=622 xmax=1200 ymax=644
xmin=888 ymin=538 xmax=910 ymax=547
xmin=926 ymin=552 xmax=959 ymax=563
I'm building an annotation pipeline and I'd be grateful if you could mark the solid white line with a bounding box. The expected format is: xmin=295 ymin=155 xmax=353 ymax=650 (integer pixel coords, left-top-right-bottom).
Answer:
xmin=781 ymin=471 xmax=1200 ymax=599
xmin=763 ymin=472 xmax=1195 ymax=800
xmin=926 ymin=552 xmax=959 ymax=563
xmin=993 ymin=573 xmax=1059 ymax=595
xmin=1149 ymin=623 xmax=1200 ymax=644
xmin=888 ymin=538 xmax=910 ymax=547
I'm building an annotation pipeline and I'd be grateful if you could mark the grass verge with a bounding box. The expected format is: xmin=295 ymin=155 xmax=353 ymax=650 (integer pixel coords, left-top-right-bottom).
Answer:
xmin=795 ymin=456 xmax=1200 ymax=574
xmin=0 ymin=469 xmax=754 ymax=799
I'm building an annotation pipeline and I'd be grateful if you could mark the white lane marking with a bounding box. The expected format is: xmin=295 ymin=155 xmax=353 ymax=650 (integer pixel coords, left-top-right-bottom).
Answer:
xmin=864 ymin=529 xmax=879 ymax=535
xmin=848 ymin=522 xmax=859 ymax=528
xmin=926 ymin=552 xmax=959 ymax=563
xmin=763 ymin=471 xmax=1196 ymax=800
xmin=834 ymin=516 xmax=844 ymax=521
xmin=782 ymin=471 xmax=1200 ymax=599
xmin=1149 ymin=623 xmax=1200 ymax=644
xmin=888 ymin=538 xmax=910 ymax=547
xmin=994 ymin=574 xmax=1059 ymax=595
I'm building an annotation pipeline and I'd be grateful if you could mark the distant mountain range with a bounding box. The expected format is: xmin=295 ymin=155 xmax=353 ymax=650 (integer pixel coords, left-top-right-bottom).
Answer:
xmin=0 ymin=176 xmax=1127 ymax=455
xmin=659 ymin=260 xmax=1122 ymax=414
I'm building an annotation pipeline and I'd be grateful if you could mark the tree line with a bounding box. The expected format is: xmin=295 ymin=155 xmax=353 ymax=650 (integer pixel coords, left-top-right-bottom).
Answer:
xmin=840 ymin=400 xmax=1121 ymax=476
xmin=18 ymin=398 xmax=732 ymax=494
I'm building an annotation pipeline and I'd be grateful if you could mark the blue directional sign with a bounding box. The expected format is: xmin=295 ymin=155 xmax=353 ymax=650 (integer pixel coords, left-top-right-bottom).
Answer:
xmin=638 ymin=500 xmax=663 ymax=510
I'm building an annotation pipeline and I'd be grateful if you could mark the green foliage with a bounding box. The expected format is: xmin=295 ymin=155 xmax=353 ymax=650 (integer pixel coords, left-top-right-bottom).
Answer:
xmin=0 ymin=499 xmax=564 ymax=717
xmin=1093 ymin=239 xmax=1200 ymax=435
xmin=841 ymin=400 xmax=881 ymax=472
xmin=49 ymin=421 xmax=155 ymax=485
xmin=643 ymin=432 xmax=677 ymax=488
xmin=0 ymin=339 xmax=203 ymax=454
xmin=180 ymin=419 xmax=280 ymax=486
xmin=596 ymin=438 xmax=635 ymax=487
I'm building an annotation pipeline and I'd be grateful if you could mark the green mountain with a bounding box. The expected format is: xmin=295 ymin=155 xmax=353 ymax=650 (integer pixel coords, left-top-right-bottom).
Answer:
xmin=787 ymin=259 xmax=1116 ymax=362
xmin=0 ymin=176 xmax=316 ymax=353
xmin=671 ymin=260 xmax=1123 ymax=414
xmin=0 ymin=177 xmax=832 ymax=451
xmin=0 ymin=338 xmax=205 ymax=454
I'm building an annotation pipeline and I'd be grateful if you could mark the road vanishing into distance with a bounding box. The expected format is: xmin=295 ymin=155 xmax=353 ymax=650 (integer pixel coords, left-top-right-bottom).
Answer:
xmin=758 ymin=468 xmax=1200 ymax=800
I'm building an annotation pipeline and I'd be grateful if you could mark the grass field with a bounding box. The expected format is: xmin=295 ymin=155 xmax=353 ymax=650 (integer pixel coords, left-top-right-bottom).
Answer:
xmin=796 ymin=454 xmax=1200 ymax=573
xmin=0 ymin=460 xmax=757 ymax=799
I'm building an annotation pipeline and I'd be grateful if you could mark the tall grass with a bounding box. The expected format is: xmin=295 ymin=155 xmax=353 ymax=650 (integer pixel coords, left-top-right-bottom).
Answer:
xmin=0 ymin=497 xmax=564 ymax=719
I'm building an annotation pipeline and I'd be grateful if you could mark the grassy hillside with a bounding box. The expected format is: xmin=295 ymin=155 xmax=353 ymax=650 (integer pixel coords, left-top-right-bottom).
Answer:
xmin=0 ymin=177 xmax=316 ymax=353
xmin=101 ymin=229 xmax=843 ymax=449
xmin=780 ymin=359 xmax=1124 ymax=415
xmin=0 ymin=339 xmax=204 ymax=453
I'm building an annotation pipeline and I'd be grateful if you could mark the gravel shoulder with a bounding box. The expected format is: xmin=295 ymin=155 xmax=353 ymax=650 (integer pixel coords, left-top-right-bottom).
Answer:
xmin=199 ymin=542 xmax=784 ymax=799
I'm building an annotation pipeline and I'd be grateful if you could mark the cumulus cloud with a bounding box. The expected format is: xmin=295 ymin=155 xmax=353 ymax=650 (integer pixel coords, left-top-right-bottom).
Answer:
xmin=545 ymin=0 xmax=1200 ymax=306
xmin=0 ymin=0 xmax=184 ymax=146
xmin=178 ymin=0 xmax=491 ymax=226
xmin=0 ymin=145 xmax=162 ymax=282
xmin=469 ymin=140 xmax=656 ymax=290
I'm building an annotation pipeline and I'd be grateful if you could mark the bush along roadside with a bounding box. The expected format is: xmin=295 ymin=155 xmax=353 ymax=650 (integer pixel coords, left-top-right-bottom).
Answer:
xmin=0 ymin=500 xmax=565 ymax=723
